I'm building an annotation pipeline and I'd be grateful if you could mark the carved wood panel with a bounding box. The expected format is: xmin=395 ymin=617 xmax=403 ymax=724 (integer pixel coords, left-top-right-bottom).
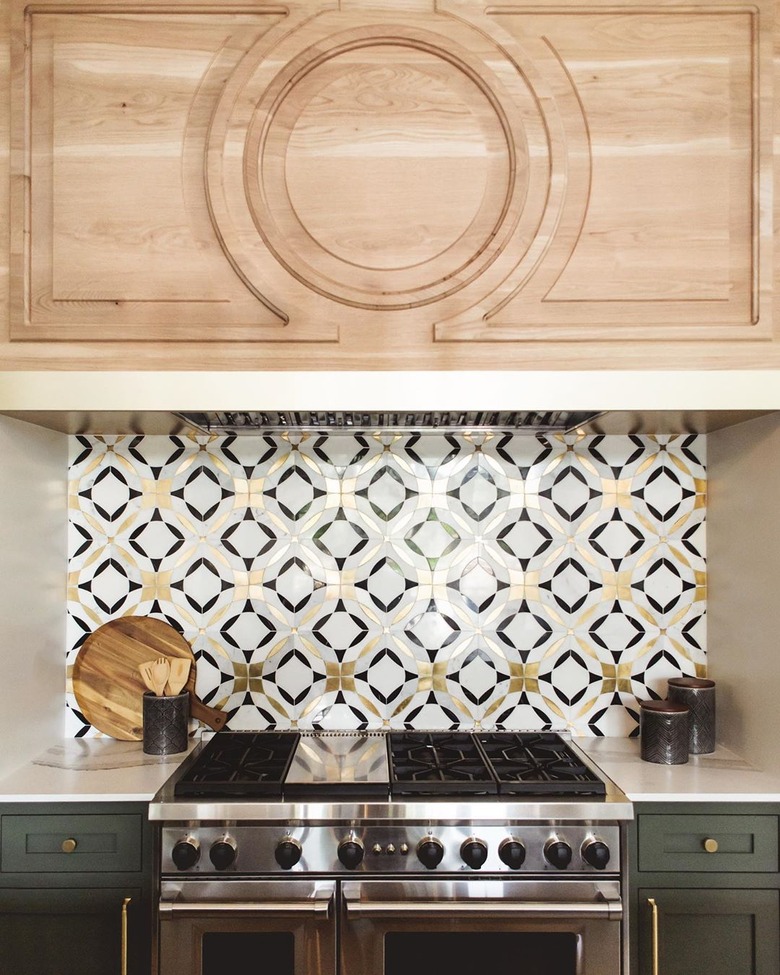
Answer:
xmin=6 ymin=0 xmax=773 ymax=361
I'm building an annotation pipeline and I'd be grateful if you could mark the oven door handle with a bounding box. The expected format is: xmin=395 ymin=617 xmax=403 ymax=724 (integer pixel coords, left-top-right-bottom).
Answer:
xmin=160 ymin=888 xmax=334 ymax=917
xmin=343 ymin=891 xmax=622 ymax=920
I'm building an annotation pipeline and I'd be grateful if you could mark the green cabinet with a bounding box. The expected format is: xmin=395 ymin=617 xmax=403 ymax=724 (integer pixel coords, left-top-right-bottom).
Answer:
xmin=629 ymin=803 xmax=780 ymax=975
xmin=0 ymin=802 xmax=154 ymax=975
xmin=637 ymin=888 xmax=778 ymax=975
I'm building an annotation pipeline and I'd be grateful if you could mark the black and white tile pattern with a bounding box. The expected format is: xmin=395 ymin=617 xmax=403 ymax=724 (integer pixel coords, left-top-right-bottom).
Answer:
xmin=66 ymin=432 xmax=706 ymax=736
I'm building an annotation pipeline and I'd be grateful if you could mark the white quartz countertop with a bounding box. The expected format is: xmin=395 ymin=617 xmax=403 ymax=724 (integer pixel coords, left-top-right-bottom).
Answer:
xmin=0 ymin=738 xmax=196 ymax=802
xmin=577 ymin=737 xmax=780 ymax=802
xmin=2 ymin=735 xmax=780 ymax=804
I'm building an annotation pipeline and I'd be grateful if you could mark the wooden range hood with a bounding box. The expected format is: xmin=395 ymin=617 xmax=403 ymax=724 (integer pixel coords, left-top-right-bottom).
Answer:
xmin=1 ymin=0 xmax=777 ymax=371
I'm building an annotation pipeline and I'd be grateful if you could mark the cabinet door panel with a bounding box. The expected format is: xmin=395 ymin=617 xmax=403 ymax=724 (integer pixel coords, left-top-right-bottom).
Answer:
xmin=637 ymin=888 xmax=780 ymax=975
xmin=0 ymin=886 xmax=144 ymax=975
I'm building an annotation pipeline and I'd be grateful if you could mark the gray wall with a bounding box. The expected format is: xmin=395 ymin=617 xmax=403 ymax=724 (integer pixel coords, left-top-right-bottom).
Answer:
xmin=0 ymin=415 xmax=68 ymax=772
xmin=709 ymin=411 xmax=780 ymax=775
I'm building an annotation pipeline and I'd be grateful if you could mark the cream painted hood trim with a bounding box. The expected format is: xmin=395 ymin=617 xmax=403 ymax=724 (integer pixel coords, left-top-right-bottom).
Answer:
xmin=2 ymin=371 xmax=780 ymax=412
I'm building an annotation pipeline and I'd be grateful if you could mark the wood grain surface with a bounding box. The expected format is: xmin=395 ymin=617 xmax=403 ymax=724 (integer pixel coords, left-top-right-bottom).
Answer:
xmin=72 ymin=616 xmax=226 ymax=740
xmin=1 ymin=0 xmax=777 ymax=368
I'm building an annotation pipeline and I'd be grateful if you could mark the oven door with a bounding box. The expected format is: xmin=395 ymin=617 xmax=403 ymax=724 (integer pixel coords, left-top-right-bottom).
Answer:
xmin=158 ymin=879 xmax=336 ymax=975
xmin=340 ymin=878 xmax=623 ymax=975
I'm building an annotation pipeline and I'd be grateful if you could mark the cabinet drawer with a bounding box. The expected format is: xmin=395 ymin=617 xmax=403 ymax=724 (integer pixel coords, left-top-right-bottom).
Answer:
xmin=638 ymin=814 xmax=778 ymax=873
xmin=1 ymin=814 xmax=142 ymax=874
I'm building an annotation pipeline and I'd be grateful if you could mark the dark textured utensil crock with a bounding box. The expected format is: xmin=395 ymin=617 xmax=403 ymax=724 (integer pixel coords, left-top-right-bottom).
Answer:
xmin=142 ymin=690 xmax=189 ymax=755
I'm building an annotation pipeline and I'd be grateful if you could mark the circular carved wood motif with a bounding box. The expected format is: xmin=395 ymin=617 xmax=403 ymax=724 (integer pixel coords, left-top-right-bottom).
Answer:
xmin=248 ymin=39 xmax=520 ymax=307
xmin=208 ymin=15 xmax=548 ymax=314
xmin=282 ymin=46 xmax=506 ymax=271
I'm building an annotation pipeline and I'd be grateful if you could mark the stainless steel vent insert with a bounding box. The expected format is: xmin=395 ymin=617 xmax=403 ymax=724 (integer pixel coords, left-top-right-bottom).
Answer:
xmin=175 ymin=410 xmax=603 ymax=435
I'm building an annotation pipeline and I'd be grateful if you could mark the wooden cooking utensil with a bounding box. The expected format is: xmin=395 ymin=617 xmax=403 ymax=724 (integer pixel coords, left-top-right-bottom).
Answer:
xmin=165 ymin=658 xmax=191 ymax=696
xmin=151 ymin=657 xmax=171 ymax=696
xmin=73 ymin=616 xmax=228 ymax=740
xmin=138 ymin=660 xmax=160 ymax=695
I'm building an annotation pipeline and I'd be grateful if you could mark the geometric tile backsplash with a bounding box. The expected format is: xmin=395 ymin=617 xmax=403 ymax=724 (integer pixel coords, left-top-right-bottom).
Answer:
xmin=66 ymin=431 xmax=706 ymax=737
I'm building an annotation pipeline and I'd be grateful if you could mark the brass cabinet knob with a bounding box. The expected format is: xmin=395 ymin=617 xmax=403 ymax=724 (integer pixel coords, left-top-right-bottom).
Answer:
xmin=703 ymin=837 xmax=719 ymax=853
xmin=61 ymin=838 xmax=78 ymax=854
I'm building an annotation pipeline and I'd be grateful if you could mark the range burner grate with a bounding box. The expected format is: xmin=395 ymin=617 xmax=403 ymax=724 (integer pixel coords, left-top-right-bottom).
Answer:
xmin=388 ymin=732 xmax=498 ymax=796
xmin=476 ymin=732 xmax=606 ymax=797
xmin=171 ymin=730 xmax=608 ymax=801
xmin=174 ymin=732 xmax=300 ymax=797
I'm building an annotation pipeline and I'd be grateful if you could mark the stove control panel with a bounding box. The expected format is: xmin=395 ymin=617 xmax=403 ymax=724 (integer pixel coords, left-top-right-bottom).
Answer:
xmin=162 ymin=825 xmax=620 ymax=876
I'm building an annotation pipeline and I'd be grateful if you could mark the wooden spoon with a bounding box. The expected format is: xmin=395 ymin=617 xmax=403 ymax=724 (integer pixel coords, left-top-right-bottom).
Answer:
xmin=165 ymin=658 xmax=191 ymax=696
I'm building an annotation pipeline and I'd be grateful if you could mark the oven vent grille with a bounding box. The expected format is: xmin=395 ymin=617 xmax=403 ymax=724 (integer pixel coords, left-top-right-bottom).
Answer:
xmin=175 ymin=410 xmax=603 ymax=436
xmin=298 ymin=730 xmax=387 ymax=738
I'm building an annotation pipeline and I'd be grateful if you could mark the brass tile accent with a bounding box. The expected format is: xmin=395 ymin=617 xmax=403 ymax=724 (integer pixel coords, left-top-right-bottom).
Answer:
xmin=67 ymin=432 xmax=706 ymax=736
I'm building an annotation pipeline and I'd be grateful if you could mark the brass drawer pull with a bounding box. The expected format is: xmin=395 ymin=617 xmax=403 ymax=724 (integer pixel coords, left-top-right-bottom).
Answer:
xmin=61 ymin=838 xmax=77 ymax=854
xmin=121 ymin=897 xmax=131 ymax=975
xmin=703 ymin=837 xmax=719 ymax=853
xmin=647 ymin=897 xmax=659 ymax=975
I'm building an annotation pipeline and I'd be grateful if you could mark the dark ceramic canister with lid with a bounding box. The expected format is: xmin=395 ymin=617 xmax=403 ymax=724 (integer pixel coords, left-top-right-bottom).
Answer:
xmin=667 ymin=677 xmax=716 ymax=754
xmin=639 ymin=699 xmax=690 ymax=765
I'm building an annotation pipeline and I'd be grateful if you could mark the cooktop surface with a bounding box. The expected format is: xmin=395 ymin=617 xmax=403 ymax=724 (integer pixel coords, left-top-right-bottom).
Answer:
xmin=172 ymin=730 xmax=607 ymax=800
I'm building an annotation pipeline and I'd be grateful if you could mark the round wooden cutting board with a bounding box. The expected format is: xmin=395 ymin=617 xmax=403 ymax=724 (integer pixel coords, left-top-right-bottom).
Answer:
xmin=72 ymin=616 xmax=226 ymax=740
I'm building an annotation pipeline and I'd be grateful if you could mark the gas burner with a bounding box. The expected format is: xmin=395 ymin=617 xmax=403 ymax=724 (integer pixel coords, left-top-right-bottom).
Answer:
xmin=169 ymin=729 xmax=610 ymax=804
xmin=174 ymin=731 xmax=299 ymax=797
xmin=477 ymin=732 xmax=606 ymax=797
xmin=388 ymin=732 xmax=497 ymax=795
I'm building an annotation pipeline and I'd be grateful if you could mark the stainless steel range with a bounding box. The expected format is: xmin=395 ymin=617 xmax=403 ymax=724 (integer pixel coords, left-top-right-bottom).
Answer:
xmin=149 ymin=730 xmax=632 ymax=975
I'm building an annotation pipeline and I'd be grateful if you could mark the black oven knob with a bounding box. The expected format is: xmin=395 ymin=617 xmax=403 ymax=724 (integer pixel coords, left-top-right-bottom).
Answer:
xmin=171 ymin=837 xmax=200 ymax=871
xmin=338 ymin=837 xmax=365 ymax=870
xmin=581 ymin=838 xmax=611 ymax=870
xmin=417 ymin=837 xmax=445 ymax=870
xmin=544 ymin=837 xmax=572 ymax=870
xmin=498 ymin=838 xmax=526 ymax=870
xmin=209 ymin=837 xmax=237 ymax=871
xmin=460 ymin=838 xmax=488 ymax=870
xmin=275 ymin=837 xmax=302 ymax=870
